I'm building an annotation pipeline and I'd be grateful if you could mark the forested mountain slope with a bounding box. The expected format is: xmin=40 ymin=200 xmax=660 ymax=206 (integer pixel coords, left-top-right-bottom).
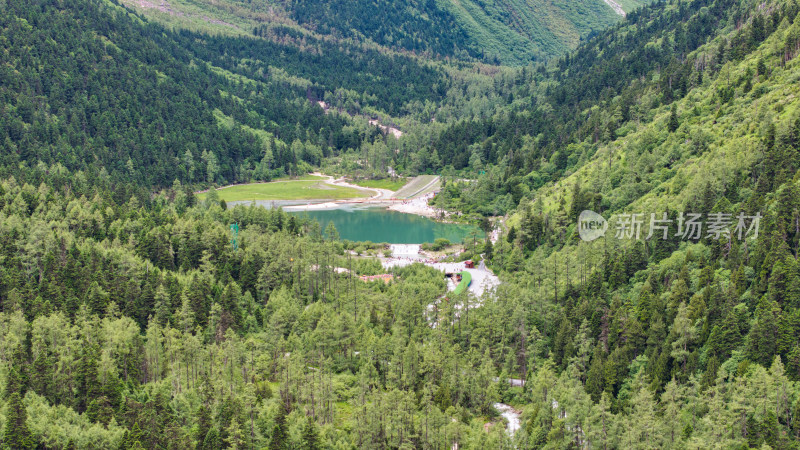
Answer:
xmin=285 ymin=0 xmax=628 ymax=64
xmin=117 ymin=0 xmax=647 ymax=65
xmin=430 ymin=0 xmax=799 ymax=213
xmin=0 ymin=0 xmax=448 ymax=194
xmin=428 ymin=0 xmax=800 ymax=446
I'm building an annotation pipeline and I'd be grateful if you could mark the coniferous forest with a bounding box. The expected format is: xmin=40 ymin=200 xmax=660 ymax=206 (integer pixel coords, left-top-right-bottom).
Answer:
xmin=2 ymin=0 xmax=800 ymax=448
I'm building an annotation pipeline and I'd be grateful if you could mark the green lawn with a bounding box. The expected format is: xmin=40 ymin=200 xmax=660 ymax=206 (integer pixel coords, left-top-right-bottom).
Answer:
xmin=352 ymin=178 xmax=408 ymax=191
xmin=198 ymin=180 xmax=368 ymax=202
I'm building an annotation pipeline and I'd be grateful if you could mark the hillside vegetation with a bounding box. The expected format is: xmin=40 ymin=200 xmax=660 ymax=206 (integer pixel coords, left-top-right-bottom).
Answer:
xmin=287 ymin=0 xmax=633 ymax=64
xmin=0 ymin=0 xmax=451 ymax=194
xmin=118 ymin=0 xmax=648 ymax=65
xmin=2 ymin=0 xmax=800 ymax=448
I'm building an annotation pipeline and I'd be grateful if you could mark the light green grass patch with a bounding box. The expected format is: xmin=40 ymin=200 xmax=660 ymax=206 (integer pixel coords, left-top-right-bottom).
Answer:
xmin=274 ymin=174 xmax=326 ymax=182
xmin=199 ymin=180 xmax=368 ymax=202
xmin=352 ymin=178 xmax=407 ymax=191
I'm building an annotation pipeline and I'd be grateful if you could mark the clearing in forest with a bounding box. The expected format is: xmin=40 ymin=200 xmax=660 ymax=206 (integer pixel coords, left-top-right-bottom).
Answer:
xmin=198 ymin=179 xmax=368 ymax=202
xmin=351 ymin=178 xmax=408 ymax=192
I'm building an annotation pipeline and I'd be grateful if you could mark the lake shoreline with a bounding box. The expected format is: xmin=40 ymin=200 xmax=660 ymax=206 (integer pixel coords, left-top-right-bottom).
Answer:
xmin=201 ymin=173 xmax=458 ymax=221
xmin=280 ymin=207 xmax=483 ymax=244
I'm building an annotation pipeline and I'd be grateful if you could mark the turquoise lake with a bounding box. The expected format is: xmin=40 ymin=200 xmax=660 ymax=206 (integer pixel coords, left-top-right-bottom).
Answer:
xmin=289 ymin=207 xmax=482 ymax=244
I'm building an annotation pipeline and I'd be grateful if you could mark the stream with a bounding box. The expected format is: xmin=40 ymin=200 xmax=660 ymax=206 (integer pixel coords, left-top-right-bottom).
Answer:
xmin=493 ymin=403 xmax=521 ymax=436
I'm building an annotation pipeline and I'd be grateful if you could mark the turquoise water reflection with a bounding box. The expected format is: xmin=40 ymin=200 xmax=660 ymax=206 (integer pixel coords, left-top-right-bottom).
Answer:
xmin=289 ymin=207 xmax=482 ymax=244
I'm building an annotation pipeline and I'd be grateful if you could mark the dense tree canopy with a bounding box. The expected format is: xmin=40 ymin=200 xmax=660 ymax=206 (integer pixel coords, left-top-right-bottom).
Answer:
xmin=2 ymin=0 xmax=800 ymax=447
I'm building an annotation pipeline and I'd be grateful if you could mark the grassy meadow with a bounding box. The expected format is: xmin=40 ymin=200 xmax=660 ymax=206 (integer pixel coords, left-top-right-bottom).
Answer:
xmin=199 ymin=180 xmax=368 ymax=202
xmin=351 ymin=178 xmax=408 ymax=191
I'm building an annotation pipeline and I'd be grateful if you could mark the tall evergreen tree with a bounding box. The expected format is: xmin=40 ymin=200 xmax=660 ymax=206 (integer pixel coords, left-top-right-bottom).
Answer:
xmin=668 ymin=104 xmax=680 ymax=132
xmin=301 ymin=418 xmax=321 ymax=450
xmin=269 ymin=401 xmax=289 ymax=450
xmin=3 ymin=392 xmax=34 ymax=449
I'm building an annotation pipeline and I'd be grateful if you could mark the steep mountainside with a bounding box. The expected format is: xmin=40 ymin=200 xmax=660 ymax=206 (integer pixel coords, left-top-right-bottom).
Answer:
xmin=286 ymin=0 xmax=631 ymax=64
xmin=429 ymin=0 xmax=800 ymax=445
xmin=116 ymin=0 xmax=649 ymax=65
xmin=0 ymin=0 xmax=450 ymax=193
xmin=430 ymin=0 xmax=798 ymax=213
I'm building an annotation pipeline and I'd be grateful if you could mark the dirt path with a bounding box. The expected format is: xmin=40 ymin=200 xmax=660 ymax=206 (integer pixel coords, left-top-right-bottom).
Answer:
xmin=393 ymin=175 xmax=440 ymax=199
xmin=368 ymin=119 xmax=403 ymax=138
xmin=317 ymin=101 xmax=403 ymax=138
xmin=316 ymin=172 xmax=394 ymax=200
xmin=381 ymin=255 xmax=500 ymax=298
xmin=281 ymin=173 xmax=401 ymax=212
xmin=603 ymin=0 xmax=626 ymax=16
xmin=203 ymin=173 xmax=443 ymax=218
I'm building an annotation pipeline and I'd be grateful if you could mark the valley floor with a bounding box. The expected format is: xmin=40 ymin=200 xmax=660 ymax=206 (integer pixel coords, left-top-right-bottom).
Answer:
xmin=208 ymin=173 xmax=448 ymax=218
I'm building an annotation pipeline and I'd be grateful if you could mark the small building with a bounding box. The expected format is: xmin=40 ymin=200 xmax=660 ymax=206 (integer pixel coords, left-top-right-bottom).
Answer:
xmin=464 ymin=260 xmax=475 ymax=269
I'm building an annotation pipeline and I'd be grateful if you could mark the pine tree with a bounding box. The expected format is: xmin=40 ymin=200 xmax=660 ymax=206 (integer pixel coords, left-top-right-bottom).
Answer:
xmin=3 ymin=392 xmax=34 ymax=449
xmin=668 ymin=104 xmax=679 ymax=132
xmin=196 ymin=405 xmax=212 ymax=449
xmin=570 ymin=319 xmax=594 ymax=382
xmin=85 ymin=281 xmax=109 ymax=314
xmin=585 ymin=347 xmax=605 ymax=402
xmin=324 ymin=221 xmax=339 ymax=241
xmin=219 ymin=281 xmax=243 ymax=331
xmin=477 ymin=349 xmax=500 ymax=415
xmin=201 ymin=428 xmax=221 ymax=450
xmin=5 ymin=349 xmax=28 ymax=399
xmin=76 ymin=343 xmax=100 ymax=413
xmin=153 ymin=284 xmax=171 ymax=325
xmin=301 ymin=418 xmax=321 ymax=450
xmin=746 ymin=414 xmax=761 ymax=448
xmin=670 ymin=302 xmax=697 ymax=377
xmin=788 ymin=346 xmax=800 ymax=381
xmin=701 ymin=354 xmax=719 ymax=389
xmin=269 ymin=401 xmax=289 ymax=450
xmin=507 ymin=226 xmax=517 ymax=244
xmin=29 ymin=351 xmax=54 ymax=401
xmin=586 ymin=391 xmax=614 ymax=450
xmin=224 ymin=418 xmax=245 ymax=450
xmin=86 ymin=395 xmax=115 ymax=426
xmin=660 ymin=379 xmax=684 ymax=446
xmin=484 ymin=238 xmax=493 ymax=261
xmin=747 ymin=296 xmax=782 ymax=366
xmin=762 ymin=411 xmax=778 ymax=448
xmin=777 ymin=310 xmax=800 ymax=357
xmin=178 ymin=292 xmax=196 ymax=333
xmin=623 ymin=370 xmax=658 ymax=447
